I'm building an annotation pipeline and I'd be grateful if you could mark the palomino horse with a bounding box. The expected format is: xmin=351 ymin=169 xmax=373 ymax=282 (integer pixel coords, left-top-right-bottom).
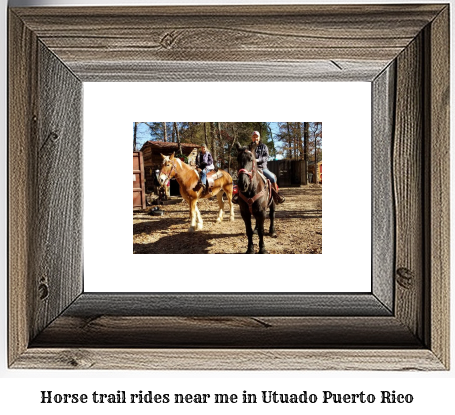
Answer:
xmin=159 ymin=153 xmax=234 ymax=232
xmin=236 ymin=142 xmax=276 ymax=253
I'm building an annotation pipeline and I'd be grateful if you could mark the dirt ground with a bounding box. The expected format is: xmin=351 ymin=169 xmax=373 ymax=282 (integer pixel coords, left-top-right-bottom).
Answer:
xmin=133 ymin=185 xmax=322 ymax=254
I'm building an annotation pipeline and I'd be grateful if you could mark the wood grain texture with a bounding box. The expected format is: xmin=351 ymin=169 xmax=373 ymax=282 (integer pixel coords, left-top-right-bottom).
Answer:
xmin=32 ymin=42 xmax=83 ymax=338
xmin=9 ymin=11 xmax=83 ymax=365
xmin=69 ymin=61 xmax=388 ymax=82
xmin=11 ymin=5 xmax=445 ymax=82
xmin=425 ymin=6 xmax=450 ymax=368
xmin=8 ymin=11 xmax=38 ymax=366
xmin=62 ymin=293 xmax=392 ymax=317
xmin=393 ymin=34 xmax=424 ymax=340
xmin=13 ymin=349 xmax=445 ymax=371
xmin=372 ymin=63 xmax=395 ymax=312
xmin=31 ymin=316 xmax=421 ymax=348
xmin=8 ymin=4 xmax=450 ymax=370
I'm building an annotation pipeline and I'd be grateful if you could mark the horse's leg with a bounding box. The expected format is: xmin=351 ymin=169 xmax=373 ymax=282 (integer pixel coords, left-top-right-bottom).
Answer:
xmin=216 ymin=191 xmax=224 ymax=223
xmin=195 ymin=203 xmax=203 ymax=230
xmin=223 ymin=183 xmax=235 ymax=221
xmin=269 ymin=201 xmax=277 ymax=237
xmin=257 ymin=211 xmax=268 ymax=254
xmin=188 ymin=198 xmax=198 ymax=232
xmin=241 ymin=210 xmax=255 ymax=254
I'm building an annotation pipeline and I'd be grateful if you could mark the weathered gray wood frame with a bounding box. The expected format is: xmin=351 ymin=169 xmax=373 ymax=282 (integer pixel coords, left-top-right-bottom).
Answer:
xmin=8 ymin=5 xmax=450 ymax=370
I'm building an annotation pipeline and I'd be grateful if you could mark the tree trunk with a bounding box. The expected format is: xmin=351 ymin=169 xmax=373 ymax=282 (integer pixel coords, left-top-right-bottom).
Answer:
xmin=210 ymin=122 xmax=217 ymax=166
xmin=294 ymin=123 xmax=298 ymax=160
xmin=217 ymin=122 xmax=223 ymax=168
xmin=314 ymin=125 xmax=319 ymax=185
xmin=266 ymin=122 xmax=275 ymax=160
xmin=228 ymin=123 xmax=238 ymax=174
xmin=204 ymin=122 xmax=209 ymax=148
xmin=286 ymin=122 xmax=292 ymax=159
xmin=174 ymin=122 xmax=182 ymax=154
xmin=163 ymin=122 xmax=167 ymax=142
xmin=133 ymin=122 xmax=138 ymax=151
xmin=303 ymin=122 xmax=309 ymax=185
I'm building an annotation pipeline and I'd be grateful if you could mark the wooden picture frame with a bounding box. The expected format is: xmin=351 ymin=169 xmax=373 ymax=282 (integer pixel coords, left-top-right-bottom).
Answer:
xmin=8 ymin=4 xmax=449 ymax=370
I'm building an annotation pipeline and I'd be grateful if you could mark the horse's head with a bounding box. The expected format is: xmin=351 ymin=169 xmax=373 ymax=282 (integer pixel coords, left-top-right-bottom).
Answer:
xmin=159 ymin=153 xmax=177 ymax=185
xmin=235 ymin=142 xmax=256 ymax=193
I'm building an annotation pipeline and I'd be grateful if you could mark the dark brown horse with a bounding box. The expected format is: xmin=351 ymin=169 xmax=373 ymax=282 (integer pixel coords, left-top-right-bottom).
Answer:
xmin=235 ymin=142 xmax=276 ymax=254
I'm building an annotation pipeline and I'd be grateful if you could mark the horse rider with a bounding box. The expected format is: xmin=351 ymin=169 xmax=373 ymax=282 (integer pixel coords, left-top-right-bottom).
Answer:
xmin=249 ymin=130 xmax=285 ymax=204
xmin=194 ymin=144 xmax=214 ymax=193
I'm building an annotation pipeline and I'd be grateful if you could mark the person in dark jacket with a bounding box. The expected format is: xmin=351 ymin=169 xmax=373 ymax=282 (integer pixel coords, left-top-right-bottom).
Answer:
xmin=194 ymin=144 xmax=214 ymax=193
xmin=249 ymin=131 xmax=285 ymax=204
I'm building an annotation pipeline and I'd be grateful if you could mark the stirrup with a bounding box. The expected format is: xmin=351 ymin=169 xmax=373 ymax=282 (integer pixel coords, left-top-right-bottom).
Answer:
xmin=273 ymin=192 xmax=285 ymax=204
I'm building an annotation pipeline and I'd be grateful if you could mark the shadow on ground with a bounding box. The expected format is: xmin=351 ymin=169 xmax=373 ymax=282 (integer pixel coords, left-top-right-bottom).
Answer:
xmin=133 ymin=229 xmax=245 ymax=254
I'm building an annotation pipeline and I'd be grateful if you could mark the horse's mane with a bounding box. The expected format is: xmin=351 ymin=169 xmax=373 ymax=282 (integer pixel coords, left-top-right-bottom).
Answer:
xmin=236 ymin=142 xmax=262 ymax=195
xmin=169 ymin=156 xmax=199 ymax=179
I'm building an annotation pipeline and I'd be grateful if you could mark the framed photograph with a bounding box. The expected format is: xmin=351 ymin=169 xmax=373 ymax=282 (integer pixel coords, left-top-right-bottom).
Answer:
xmin=85 ymin=82 xmax=369 ymax=293
xmin=8 ymin=4 xmax=449 ymax=370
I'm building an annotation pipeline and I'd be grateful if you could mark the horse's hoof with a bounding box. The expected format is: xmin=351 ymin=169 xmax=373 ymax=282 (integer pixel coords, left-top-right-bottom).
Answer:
xmin=269 ymin=232 xmax=277 ymax=238
xmin=245 ymin=248 xmax=255 ymax=254
xmin=197 ymin=224 xmax=203 ymax=230
xmin=252 ymin=228 xmax=258 ymax=235
xmin=230 ymin=216 xmax=234 ymax=222
xmin=188 ymin=226 xmax=195 ymax=232
xmin=259 ymin=248 xmax=269 ymax=254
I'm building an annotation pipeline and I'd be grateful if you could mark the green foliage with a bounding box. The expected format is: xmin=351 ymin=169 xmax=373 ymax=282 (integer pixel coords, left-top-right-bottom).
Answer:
xmin=174 ymin=153 xmax=188 ymax=164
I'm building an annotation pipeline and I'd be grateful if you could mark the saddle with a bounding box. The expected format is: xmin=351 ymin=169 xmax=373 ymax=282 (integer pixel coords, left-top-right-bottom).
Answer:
xmin=257 ymin=170 xmax=274 ymax=207
xmin=257 ymin=169 xmax=280 ymax=206
xmin=206 ymin=170 xmax=224 ymax=193
xmin=193 ymin=169 xmax=223 ymax=193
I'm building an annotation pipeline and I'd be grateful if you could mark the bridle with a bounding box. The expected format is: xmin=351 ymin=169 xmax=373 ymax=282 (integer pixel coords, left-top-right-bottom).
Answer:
xmin=237 ymin=150 xmax=256 ymax=179
xmin=237 ymin=150 xmax=271 ymax=214
xmin=160 ymin=159 xmax=177 ymax=183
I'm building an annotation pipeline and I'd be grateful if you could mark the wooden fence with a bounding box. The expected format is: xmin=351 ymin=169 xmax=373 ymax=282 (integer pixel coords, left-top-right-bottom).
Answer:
xmin=267 ymin=160 xmax=307 ymax=187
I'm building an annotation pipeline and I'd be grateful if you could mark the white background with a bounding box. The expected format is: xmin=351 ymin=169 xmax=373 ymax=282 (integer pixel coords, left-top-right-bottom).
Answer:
xmin=84 ymin=82 xmax=371 ymax=292
xmin=1 ymin=1 xmax=454 ymax=415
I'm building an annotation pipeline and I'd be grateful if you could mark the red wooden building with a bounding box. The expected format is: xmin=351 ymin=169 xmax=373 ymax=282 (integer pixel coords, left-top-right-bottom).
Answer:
xmin=133 ymin=151 xmax=146 ymax=209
